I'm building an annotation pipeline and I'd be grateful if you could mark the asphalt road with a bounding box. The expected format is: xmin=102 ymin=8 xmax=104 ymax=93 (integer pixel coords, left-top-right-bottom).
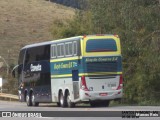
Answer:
xmin=0 ymin=101 xmax=160 ymax=120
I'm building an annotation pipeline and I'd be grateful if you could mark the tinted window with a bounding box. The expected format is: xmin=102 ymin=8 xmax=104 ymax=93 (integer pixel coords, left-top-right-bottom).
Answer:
xmin=25 ymin=45 xmax=50 ymax=64
xmin=51 ymin=44 xmax=57 ymax=58
xmin=57 ymin=44 xmax=61 ymax=57
xmin=69 ymin=43 xmax=72 ymax=55
xmin=51 ymin=40 xmax=81 ymax=59
xmin=18 ymin=49 xmax=25 ymax=64
xmin=61 ymin=44 xmax=64 ymax=56
xmin=73 ymin=41 xmax=77 ymax=56
xmin=57 ymin=43 xmax=64 ymax=57
xmin=65 ymin=43 xmax=69 ymax=55
xmin=86 ymin=39 xmax=117 ymax=52
xmin=65 ymin=42 xmax=72 ymax=56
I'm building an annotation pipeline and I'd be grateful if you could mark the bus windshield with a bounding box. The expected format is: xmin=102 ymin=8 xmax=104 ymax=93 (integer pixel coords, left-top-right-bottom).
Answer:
xmin=86 ymin=39 xmax=117 ymax=52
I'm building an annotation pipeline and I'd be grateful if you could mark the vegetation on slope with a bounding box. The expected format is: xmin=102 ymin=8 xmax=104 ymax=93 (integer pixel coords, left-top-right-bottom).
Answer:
xmin=51 ymin=0 xmax=160 ymax=105
xmin=0 ymin=0 xmax=74 ymax=64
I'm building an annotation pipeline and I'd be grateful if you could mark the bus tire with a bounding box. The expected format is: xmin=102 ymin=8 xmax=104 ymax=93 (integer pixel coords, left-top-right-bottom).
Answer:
xmin=31 ymin=93 xmax=39 ymax=107
xmin=57 ymin=102 xmax=60 ymax=107
xmin=57 ymin=91 xmax=61 ymax=107
xmin=59 ymin=92 xmax=66 ymax=107
xmin=26 ymin=93 xmax=32 ymax=106
xmin=66 ymin=92 xmax=75 ymax=108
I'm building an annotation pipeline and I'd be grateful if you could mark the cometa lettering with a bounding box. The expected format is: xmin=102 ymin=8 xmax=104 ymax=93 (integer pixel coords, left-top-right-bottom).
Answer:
xmin=30 ymin=64 xmax=42 ymax=72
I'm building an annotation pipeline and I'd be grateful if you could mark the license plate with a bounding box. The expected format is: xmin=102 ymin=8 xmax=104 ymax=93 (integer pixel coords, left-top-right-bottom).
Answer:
xmin=99 ymin=93 xmax=108 ymax=96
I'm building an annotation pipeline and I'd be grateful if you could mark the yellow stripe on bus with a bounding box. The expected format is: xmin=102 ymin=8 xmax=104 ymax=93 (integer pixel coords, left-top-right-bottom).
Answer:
xmin=51 ymin=72 xmax=122 ymax=78
xmin=79 ymin=72 xmax=122 ymax=76
xmin=50 ymin=56 xmax=82 ymax=62
xmin=51 ymin=74 xmax=72 ymax=78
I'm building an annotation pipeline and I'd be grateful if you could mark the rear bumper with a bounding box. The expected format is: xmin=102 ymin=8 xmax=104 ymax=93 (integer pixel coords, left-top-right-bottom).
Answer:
xmin=79 ymin=89 xmax=123 ymax=101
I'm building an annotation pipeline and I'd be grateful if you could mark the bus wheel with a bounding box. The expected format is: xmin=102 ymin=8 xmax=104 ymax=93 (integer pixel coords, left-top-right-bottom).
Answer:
xmin=31 ymin=93 xmax=39 ymax=107
xmin=59 ymin=92 xmax=66 ymax=107
xmin=66 ymin=92 xmax=75 ymax=108
xmin=57 ymin=102 xmax=60 ymax=107
xmin=26 ymin=94 xmax=32 ymax=106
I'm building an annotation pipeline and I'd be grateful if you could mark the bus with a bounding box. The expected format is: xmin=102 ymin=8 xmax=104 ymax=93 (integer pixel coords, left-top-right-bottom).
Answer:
xmin=13 ymin=34 xmax=123 ymax=107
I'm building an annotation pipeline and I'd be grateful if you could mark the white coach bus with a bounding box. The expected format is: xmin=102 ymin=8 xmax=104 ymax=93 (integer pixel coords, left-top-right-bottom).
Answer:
xmin=12 ymin=34 xmax=123 ymax=107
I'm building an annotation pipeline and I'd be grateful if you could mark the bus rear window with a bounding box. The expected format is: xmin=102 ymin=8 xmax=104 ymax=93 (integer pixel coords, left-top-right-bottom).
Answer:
xmin=86 ymin=39 xmax=117 ymax=52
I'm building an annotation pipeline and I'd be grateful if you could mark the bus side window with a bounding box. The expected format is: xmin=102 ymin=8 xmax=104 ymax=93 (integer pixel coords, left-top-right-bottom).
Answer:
xmin=24 ymin=51 xmax=30 ymax=65
xmin=57 ymin=43 xmax=64 ymax=58
xmin=73 ymin=41 xmax=77 ymax=56
xmin=69 ymin=42 xmax=72 ymax=56
xmin=65 ymin=42 xmax=72 ymax=57
xmin=65 ymin=43 xmax=69 ymax=56
xmin=51 ymin=44 xmax=57 ymax=58
xmin=18 ymin=49 xmax=25 ymax=65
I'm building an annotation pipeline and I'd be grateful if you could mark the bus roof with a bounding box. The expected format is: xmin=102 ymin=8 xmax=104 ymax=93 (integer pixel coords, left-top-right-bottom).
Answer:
xmin=21 ymin=36 xmax=82 ymax=50
xmin=21 ymin=34 xmax=117 ymax=50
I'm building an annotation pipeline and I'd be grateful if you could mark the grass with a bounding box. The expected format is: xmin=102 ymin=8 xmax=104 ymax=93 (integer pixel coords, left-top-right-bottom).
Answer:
xmin=0 ymin=0 xmax=75 ymax=64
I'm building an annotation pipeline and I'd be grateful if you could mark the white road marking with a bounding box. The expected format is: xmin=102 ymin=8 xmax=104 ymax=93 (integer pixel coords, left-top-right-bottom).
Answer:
xmin=38 ymin=117 xmax=53 ymax=119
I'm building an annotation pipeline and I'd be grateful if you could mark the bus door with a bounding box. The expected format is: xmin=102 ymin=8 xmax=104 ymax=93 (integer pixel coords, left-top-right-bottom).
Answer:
xmin=72 ymin=70 xmax=79 ymax=99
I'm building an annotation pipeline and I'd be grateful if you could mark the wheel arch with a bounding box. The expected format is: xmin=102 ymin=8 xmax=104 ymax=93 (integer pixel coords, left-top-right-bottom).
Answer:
xmin=58 ymin=89 xmax=63 ymax=100
xmin=64 ymin=89 xmax=69 ymax=96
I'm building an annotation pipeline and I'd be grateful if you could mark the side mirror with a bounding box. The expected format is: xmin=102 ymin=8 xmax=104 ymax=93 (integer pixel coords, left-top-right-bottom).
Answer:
xmin=12 ymin=65 xmax=19 ymax=78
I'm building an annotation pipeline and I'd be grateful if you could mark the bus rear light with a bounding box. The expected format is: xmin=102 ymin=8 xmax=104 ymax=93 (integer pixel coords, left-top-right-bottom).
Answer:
xmin=116 ymin=74 xmax=123 ymax=90
xmin=81 ymin=76 xmax=89 ymax=91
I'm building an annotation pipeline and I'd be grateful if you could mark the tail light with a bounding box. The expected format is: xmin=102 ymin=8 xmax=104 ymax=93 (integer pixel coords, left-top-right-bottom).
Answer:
xmin=117 ymin=74 xmax=123 ymax=90
xmin=80 ymin=76 xmax=89 ymax=91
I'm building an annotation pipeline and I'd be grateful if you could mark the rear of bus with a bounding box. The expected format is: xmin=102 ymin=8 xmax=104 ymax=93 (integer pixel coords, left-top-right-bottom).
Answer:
xmin=79 ymin=35 xmax=123 ymax=106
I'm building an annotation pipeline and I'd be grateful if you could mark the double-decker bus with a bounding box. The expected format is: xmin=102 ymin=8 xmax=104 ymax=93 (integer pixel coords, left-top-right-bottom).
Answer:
xmin=13 ymin=34 xmax=123 ymax=107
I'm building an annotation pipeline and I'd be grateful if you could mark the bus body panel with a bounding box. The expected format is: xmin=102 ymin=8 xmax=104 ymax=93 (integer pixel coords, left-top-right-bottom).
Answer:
xmin=78 ymin=35 xmax=123 ymax=102
xmin=18 ymin=45 xmax=52 ymax=103
xmin=15 ymin=35 xmax=123 ymax=106
xmin=81 ymin=55 xmax=122 ymax=91
xmin=50 ymin=56 xmax=81 ymax=102
xmin=51 ymin=77 xmax=75 ymax=102
xmin=79 ymin=89 xmax=122 ymax=101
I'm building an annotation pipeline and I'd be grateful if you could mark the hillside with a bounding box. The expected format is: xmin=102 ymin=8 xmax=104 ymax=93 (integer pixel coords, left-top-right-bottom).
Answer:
xmin=49 ymin=0 xmax=86 ymax=9
xmin=0 ymin=0 xmax=75 ymax=65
